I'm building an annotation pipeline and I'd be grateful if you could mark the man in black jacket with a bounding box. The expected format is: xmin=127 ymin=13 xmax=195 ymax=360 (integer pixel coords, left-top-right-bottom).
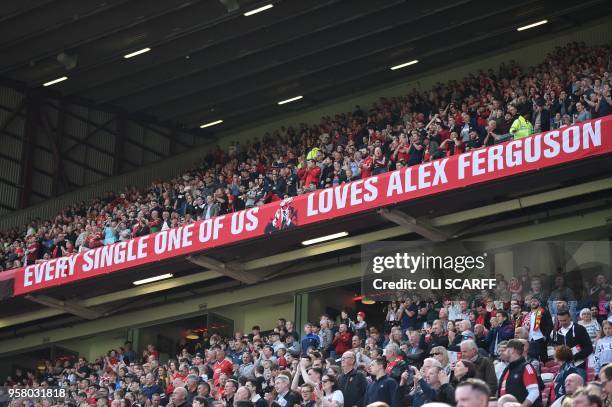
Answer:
xmin=551 ymin=310 xmax=593 ymax=379
xmin=460 ymin=339 xmax=498 ymax=394
xmin=365 ymin=358 xmax=399 ymax=407
xmin=419 ymin=320 xmax=449 ymax=355
xmin=532 ymin=99 xmax=551 ymax=133
xmin=498 ymin=340 xmax=542 ymax=407
xmin=338 ymin=351 xmax=368 ymax=407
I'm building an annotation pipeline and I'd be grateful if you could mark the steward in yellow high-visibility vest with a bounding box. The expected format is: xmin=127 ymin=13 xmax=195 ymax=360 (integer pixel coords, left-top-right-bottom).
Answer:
xmin=509 ymin=112 xmax=534 ymax=139
xmin=306 ymin=146 xmax=320 ymax=161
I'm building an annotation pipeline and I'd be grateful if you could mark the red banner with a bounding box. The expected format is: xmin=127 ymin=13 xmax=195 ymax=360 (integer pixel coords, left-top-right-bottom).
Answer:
xmin=11 ymin=117 xmax=612 ymax=296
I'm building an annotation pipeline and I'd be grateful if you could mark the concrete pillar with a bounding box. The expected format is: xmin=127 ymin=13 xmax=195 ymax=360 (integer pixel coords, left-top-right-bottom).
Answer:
xmin=294 ymin=292 xmax=309 ymax=336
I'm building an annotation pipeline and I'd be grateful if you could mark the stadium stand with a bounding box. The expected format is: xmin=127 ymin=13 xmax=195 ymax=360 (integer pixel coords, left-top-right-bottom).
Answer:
xmin=2 ymin=275 xmax=612 ymax=407
xmin=1 ymin=39 xmax=612 ymax=407
xmin=0 ymin=41 xmax=610 ymax=274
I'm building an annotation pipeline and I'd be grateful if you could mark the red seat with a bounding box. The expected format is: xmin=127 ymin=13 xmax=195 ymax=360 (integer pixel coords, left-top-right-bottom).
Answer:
xmin=541 ymin=367 xmax=550 ymax=373
xmin=549 ymin=366 xmax=560 ymax=374
xmin=546 ymin=360 xmax=560 ymax=367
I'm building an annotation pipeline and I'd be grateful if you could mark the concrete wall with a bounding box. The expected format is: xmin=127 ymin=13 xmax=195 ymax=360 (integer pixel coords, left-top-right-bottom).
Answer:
xmin=58 ymin=329 xmax=129 ymax=362
xmin=215 ymin=296 xmax=294 ymax=333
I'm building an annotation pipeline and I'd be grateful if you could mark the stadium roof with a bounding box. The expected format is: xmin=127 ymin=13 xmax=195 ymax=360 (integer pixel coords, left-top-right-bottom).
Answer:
xmin=1 ymin=0 xmax=611 ymax=133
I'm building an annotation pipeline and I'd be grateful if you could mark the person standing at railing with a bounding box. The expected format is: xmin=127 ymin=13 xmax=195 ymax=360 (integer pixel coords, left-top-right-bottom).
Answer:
xmin=509 ymin=108 xmax=534 ymax=140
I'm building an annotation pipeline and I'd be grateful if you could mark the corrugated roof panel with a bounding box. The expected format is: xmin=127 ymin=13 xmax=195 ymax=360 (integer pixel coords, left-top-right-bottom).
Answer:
xmin=0 ymin=184 xmax=19 ymax=210
xmin=143 ymin=129 xmax=169 ymax=155
xmin=31 ymin=170 xmax=52 ymax=197
xmin=3 ymin=134 xmax=23 ymax=161
xmin=0 ymin=157 xmax=21 ymax=184
xmin=32 ymin=149 xmax=54 ymax=174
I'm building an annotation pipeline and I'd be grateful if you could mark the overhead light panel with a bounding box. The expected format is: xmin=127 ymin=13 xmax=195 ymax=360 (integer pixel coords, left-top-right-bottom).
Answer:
xmin=244 ymin=4 xmax=273 ymax=16
xmin=133 ymin=273 xmax=173 ymax=286
xmin=43 ymin=76 xmax=68 ymax=87
xmin=278 ymin=95 xmax=303 ymax=105
xmin=390 ymin=60 xmax=419 ymax=70
xmin=517 ymin=20 xmax=548 ymax=31
xmin=124 ymin=47 xmax=151 ymax=59
xmin=200 ymin=119 xmax=224 ymax=128
xmin=302 ymin=231 xmax=348 ymax=246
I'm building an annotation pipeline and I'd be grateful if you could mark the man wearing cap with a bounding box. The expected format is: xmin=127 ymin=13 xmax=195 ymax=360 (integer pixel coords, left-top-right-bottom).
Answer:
xmin=524 ymin=296 xmax=553 ymax=361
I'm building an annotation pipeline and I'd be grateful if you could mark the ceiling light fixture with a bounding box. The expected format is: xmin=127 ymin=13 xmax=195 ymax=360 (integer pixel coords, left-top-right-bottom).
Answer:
xmin=43 ymin=76 xmax=68 ymax=87
xmin=185 ymin=330 xmax=199 ymax=340
xmin=277 ymin=95 xmax=303 ymax=105
xmin=133 ymin=273 xmax=173 ymax=286
xmin=390 ymin=60 xmax=419 ymax=71
xmin=200 ymin=119 xmax=224 ymax=128
xmin=244 ymin=4 xmax=273 ymax=16
xmin=302 ymin=231 xmax=348 ymax=246
xmin=124 ymin=47 xmax=151 ymax=59
xmin=517 ymin=20 xmax=548 ymax=31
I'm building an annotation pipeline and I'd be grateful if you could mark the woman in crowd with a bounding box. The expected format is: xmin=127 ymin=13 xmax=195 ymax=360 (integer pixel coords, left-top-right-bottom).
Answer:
xmin=450 ymin=359 xmax=476 ymax=385
xmin=579 ymin=308 xmax=602 ymax=344
xmin=431 ymin=346 xmax=451 ymax=375
xmin=595 ymin=321 xmax=612 ymax=374
xmin=316 ymin=374 xmax=343 ymax=407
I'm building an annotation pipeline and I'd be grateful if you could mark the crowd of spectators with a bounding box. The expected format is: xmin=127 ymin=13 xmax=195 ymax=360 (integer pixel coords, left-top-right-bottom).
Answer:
xmin=0 ymin=41 xmax=610 ymax=272
xmin=3 ymin=272 xmax=612 ymax=407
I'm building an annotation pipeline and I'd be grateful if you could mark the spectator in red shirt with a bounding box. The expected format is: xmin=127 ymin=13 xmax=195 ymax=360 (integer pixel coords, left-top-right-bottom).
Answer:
xmin=26 ymin=235 xmax=39 ymax=264
xmin=392 ymin=134 xmax=411 ymax=163
xmin=212 ymin=348 xmax=233 ymax=386
xmin=301 ymin=159 xmax=321 ymax=188
xmin=86 ymin=228 xmax=102 ymax=249
xmin=332 ymin=323 xmax=352 ymax=356
xmin=359 ymin=149 xmax=373 ymax=179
